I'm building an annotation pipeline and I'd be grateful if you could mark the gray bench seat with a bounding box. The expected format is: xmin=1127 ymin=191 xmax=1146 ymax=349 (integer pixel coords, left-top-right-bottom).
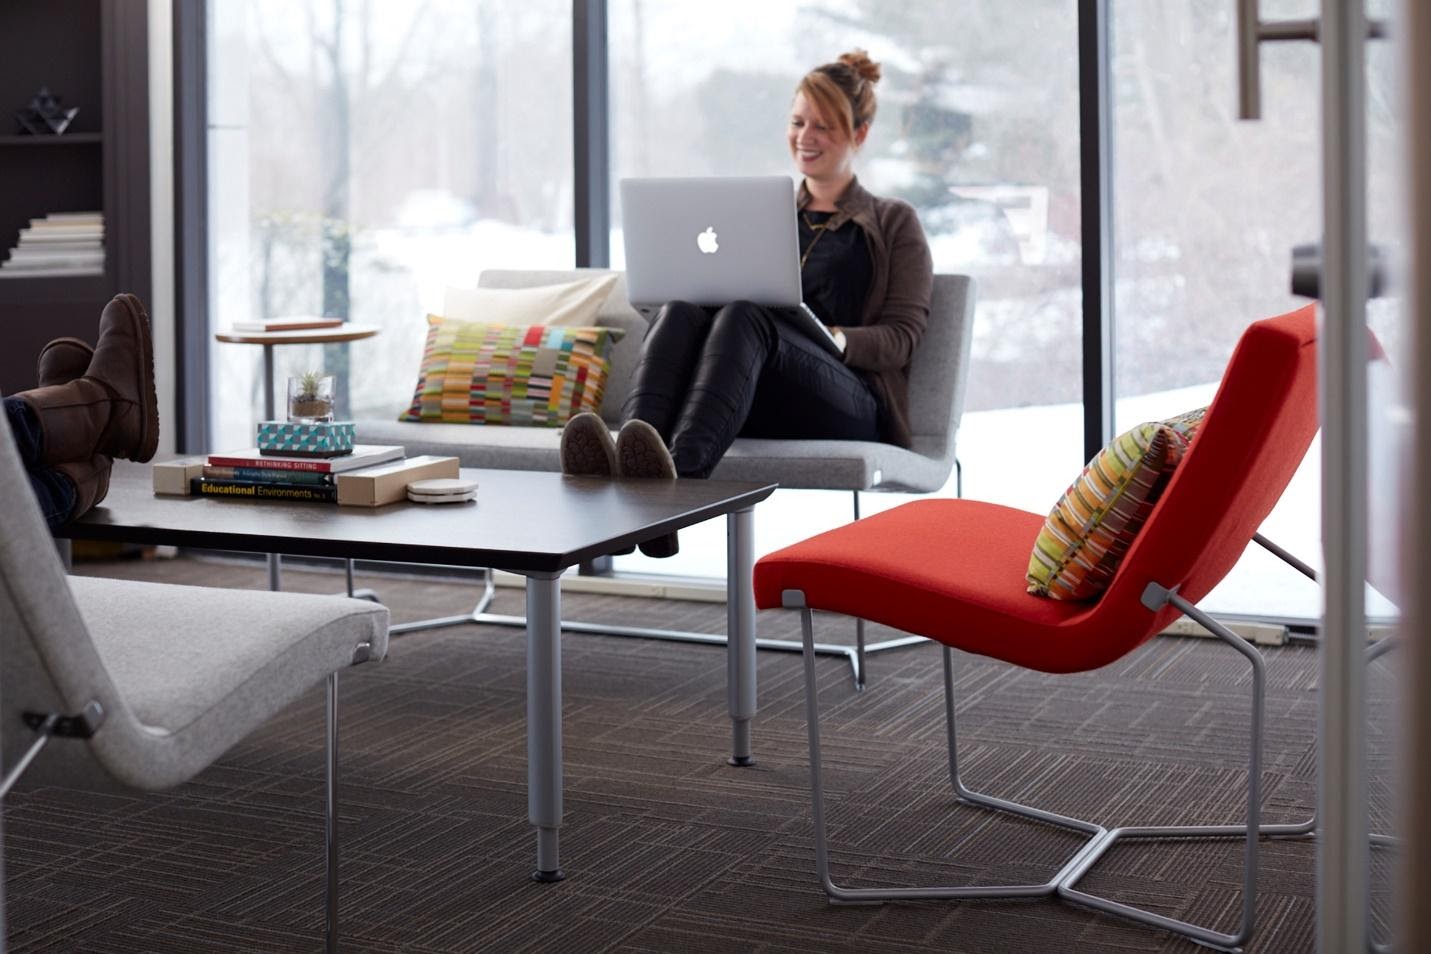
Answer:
xmin=356 ymin=268 xmax=974 ymax=495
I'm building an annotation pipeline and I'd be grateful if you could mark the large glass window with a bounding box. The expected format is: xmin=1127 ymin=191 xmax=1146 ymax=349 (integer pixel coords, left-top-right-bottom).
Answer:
xmin=207 ymin=0 xmax=573 ymax=451
xmin=1110 ymin=0 xmax=1402 ymax=621
xmin=607 ymin=1 xmax=1084 ymax=577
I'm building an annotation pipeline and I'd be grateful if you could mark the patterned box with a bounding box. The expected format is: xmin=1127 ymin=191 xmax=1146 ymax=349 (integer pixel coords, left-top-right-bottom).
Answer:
xmin=256 ymin=421 xmax=356 ymax=457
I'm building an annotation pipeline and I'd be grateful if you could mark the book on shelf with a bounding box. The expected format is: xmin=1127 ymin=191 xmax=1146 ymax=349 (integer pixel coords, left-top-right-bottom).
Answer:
xmin=31 ymin=211 xmax=103 ymax=226
xmin=14 ymin=230 xmax=104 ymax=245
xmin=7 ymin=238 xmax=103 ymax=253
xmin=230 ymin=316 xmax=345 ymax=333
xmin=5 ymin=250 xmax=105 ymax=268
xmin=206 ymin=444 xmax=404 ymax=474
xmin=0 ymin=266 xmax=103 ymax=279
xmin=191 ymin=477 xmax=339 ymax=503
xmin=202 ymin=465 xmax=334 ymax=485
xmin=17 ymin=225 xmax=104 ymax=241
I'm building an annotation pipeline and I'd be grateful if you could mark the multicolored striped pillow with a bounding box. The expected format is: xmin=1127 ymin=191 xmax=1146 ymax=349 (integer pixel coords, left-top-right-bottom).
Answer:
xmin=400 ymin=316 xmax=617 ymax=426
xmin=1026 ymin=407 xmax=1207 ymax=601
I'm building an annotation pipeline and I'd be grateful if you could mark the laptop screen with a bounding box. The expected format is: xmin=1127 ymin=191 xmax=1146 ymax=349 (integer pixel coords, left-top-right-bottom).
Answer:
xmin=619 ymin=176 xmax=803 ymax=309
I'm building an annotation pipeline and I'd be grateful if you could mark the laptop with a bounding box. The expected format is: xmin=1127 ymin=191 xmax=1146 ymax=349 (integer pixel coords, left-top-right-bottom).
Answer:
xmin=619 ymin=176 xmax=844 ymax=357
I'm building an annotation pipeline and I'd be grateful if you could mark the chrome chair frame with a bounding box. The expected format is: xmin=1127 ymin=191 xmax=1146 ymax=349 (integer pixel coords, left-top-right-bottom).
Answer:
xmin=785 ymin=534 xmax=1332 ymax=952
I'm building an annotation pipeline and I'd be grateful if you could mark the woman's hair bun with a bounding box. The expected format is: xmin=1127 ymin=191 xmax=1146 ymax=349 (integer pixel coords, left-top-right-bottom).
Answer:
xmin=838 ymin=49 xmax=881 ymax=85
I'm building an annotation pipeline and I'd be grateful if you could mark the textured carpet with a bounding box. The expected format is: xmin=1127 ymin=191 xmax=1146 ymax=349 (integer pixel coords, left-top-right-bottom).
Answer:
xmin=2 ymin=555 xmax=1396 ymax=953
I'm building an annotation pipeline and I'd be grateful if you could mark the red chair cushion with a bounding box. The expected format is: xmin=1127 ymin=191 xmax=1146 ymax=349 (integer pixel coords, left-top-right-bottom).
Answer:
xmin=755 ymin=498 xmax=1166 ymax=673
xmin=755 ymin=304 xmax=1319 ymax=676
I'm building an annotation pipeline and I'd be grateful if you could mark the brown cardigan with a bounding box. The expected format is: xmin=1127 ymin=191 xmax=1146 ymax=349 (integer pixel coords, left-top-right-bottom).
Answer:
xmin=797 ymin=177 xmax=933 ymax=448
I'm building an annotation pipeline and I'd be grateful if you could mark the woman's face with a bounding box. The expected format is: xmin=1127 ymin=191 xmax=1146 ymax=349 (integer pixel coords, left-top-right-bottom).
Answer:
xmin=788 ymin=91 xmax=866 ymax=182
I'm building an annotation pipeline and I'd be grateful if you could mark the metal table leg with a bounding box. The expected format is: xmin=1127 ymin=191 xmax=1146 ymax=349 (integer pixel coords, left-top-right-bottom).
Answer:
xmin=525 ymin=570 xmax=565 ymax=882
xmin=727 ymin=508 xmax=756 ymax=766
xmin=262 ymin=343 xmax=283 ymax=590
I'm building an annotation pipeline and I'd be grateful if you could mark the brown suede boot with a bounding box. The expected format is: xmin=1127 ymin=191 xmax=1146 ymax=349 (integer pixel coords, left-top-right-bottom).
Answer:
xmin=20 ymin=294 xmax=158 ymax=465
xmin=54 ymin=454 xmax=113 ymax=520
xmin=37 ymin=337 xmax=95 ymax=387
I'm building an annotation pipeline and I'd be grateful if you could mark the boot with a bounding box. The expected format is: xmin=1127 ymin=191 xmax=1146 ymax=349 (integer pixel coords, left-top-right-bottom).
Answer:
xmin=37 ymin=337 xmax=95 ymax=387
xmin=616 ymin=419 xmax=680 ymax=558
xmin=54 ymin=454 xmax=113 ymax=521
xmin=562 ymin=412 xmax=637 ymax=555
xmin=560 ymin=412 xmax=618 ymax=476
xmin=19 ymin=294 xmax=158 ymax=466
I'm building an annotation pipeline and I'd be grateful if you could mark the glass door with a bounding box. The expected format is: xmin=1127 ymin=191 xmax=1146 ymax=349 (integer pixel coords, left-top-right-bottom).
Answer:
xmin=1109 ymin=0 xmax=1403 ymax=624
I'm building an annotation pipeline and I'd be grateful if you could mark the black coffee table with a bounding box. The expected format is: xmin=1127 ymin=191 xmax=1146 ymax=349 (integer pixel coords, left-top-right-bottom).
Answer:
xmin=61 ymin=466 xmax=776 ymax=882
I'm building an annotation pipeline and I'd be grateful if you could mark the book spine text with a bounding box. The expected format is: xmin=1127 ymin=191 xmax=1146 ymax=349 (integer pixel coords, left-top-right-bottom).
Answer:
xmin=192 ymin=478 xmax=338 ymax=502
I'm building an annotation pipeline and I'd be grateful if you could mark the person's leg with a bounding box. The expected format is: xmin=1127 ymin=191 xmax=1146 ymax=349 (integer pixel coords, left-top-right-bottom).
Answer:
xmin=666 ymin=301 xmax=880 ymax=478
xmin=8 ymin=397 xmax=80 ymax=527
xmin=26 ymin=468 xmax=79 ymax=529
xmin=737 ymin=333 xmax=881 ymax=443
xmin=5 ymin=395 xmax=45 ymax=468
xmin=17 ymin=293 xmax=158 ymax=467
xmin=620 ymin=301 xmax=715 ymax=442
xmin=8 ymin=340 xmax=114 ymax=527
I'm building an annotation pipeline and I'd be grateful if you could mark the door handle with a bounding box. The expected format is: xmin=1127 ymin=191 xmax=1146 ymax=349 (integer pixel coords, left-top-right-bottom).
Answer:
xmin=1236 ymin=0 xmax=1388 ymax=120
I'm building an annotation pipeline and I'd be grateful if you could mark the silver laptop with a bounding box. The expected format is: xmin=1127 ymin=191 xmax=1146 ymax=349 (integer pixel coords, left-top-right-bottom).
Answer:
xmin=619 ymin=176 xmax=843 ymax=357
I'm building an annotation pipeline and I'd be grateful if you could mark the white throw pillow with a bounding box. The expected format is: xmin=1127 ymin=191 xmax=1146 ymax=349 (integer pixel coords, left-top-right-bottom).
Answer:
xmin=442 ymin=274 xmax=622 ymax=333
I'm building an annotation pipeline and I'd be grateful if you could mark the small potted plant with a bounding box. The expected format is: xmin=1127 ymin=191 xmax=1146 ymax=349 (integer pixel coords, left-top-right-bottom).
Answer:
xmin=287 ymin=370 xmax=336 ymax=423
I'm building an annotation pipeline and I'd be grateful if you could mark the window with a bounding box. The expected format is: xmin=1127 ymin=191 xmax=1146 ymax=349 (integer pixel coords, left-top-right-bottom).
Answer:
xmin=607 ymin=1 xmax=1084 ymax=576
xmin=1109 ymin=1 xmax=1403 ymax=621
xmin=206 ymin=0 xmax=573 ymax=451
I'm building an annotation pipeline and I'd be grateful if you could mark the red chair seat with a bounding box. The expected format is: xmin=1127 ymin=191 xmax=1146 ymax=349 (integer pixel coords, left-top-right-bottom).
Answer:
xmin=756 ymin=498 xmax=1168 ymax=674
xmin=758 ymin=305 xmax=1320 ymax=675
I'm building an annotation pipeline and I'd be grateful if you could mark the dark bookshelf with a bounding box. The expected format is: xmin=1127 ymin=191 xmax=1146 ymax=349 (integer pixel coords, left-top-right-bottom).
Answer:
xmin=0 ymin=133 xmax=104 ymax=146
xmin=0 ymin=0 xmax=150 ymax=395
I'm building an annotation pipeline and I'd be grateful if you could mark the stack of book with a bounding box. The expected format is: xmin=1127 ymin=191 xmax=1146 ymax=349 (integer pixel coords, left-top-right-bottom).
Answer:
xmin=193 ymin=445 xmax=405 ymax=503
xmin=0 ymin=211 xmax=104 ymax=278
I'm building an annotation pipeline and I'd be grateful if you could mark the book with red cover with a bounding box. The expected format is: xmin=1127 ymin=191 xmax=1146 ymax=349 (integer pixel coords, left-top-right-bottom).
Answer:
xmin=207 ymin=445 xmax=403 ymax=474
xmin=230 ymin=316 xmax=345 ymax=333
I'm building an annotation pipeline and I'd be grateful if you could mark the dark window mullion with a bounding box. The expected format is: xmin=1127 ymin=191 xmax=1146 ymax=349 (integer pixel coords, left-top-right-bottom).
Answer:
xmin=1079 ymin=0 xmax=1114 ymax=461
xmin=173 ymin=1 xmax=210 ymax=454
xmin=573 ymin=0 xmax=609 ymax=268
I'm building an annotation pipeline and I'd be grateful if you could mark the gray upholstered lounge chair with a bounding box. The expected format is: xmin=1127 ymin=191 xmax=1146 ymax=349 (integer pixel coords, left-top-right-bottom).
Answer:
xmin=359 ymin=270 xmax=976 ymax=687
xmin=0 ymin=411 xmax=389 ymax=953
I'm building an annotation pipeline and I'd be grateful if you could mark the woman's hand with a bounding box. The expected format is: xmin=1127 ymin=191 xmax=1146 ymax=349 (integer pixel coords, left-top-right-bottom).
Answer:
xmin=830 ymin=327 xmax=848 ymax=354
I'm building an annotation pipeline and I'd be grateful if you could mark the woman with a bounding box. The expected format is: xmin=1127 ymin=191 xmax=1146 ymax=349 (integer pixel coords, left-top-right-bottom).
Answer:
xmin=562 ymin=49 xmax=933 ymax=557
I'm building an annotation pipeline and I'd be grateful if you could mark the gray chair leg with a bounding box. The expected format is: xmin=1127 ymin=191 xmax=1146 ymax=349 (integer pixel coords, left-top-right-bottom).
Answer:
xmin=852 ymin=491 xmax=866 ymax=691
xmin=797 ymin=589 xmax=1316 ymax=951
xmin=325 ymin=672 xmax=339 ymax=954
xmin=343 ymin=558 xmax=381 ymax=602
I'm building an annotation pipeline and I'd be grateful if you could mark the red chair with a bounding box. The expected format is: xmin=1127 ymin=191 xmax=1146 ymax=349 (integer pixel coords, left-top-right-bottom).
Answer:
xmin=754 ymin=304 xmax=1320 ymax=951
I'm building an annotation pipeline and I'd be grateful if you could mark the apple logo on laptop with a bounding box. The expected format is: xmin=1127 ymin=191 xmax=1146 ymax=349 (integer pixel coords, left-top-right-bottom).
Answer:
xmin=697 ymin=227 xmax=719 ymax=254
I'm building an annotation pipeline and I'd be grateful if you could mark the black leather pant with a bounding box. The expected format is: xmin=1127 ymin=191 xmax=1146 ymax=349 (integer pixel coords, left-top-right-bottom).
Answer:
xmin=621 ymin=300 xmax=881 ymax=478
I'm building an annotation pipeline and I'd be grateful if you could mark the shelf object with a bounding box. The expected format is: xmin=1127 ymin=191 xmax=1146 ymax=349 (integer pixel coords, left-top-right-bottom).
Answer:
xmin=0 ymin=133 xmax=102 ymax=146
xmin=0 ymin=0 xmax=149 ymax=395
xmin=13 ymin=85 xmax=80 ymax=134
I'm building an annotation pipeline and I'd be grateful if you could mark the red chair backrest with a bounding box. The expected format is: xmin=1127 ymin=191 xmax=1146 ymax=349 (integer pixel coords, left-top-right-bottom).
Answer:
xmin=1097 ymin=304 xmax=1319 ymax=644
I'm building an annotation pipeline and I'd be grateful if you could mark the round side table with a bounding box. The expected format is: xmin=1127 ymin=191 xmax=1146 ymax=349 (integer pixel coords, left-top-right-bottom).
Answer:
xmin=214 ymin=324 xmax=381 ymax=421
xmin=214 ymin=323 xmax=381 ymax=593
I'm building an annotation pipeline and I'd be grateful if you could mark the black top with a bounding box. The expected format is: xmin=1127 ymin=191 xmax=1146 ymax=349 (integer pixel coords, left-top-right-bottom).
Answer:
xmin=798 ymin=211 xmax=872 ymax=330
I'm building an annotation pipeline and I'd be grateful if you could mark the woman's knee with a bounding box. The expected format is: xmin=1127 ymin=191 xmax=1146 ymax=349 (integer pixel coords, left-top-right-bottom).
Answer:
xmin=653 ymin=300 xmax=707 ymax=324
xmin=645 ymin=300 xmax=713 ymax=347
xmin=713 ymin=300 xmax=775 ymax=332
